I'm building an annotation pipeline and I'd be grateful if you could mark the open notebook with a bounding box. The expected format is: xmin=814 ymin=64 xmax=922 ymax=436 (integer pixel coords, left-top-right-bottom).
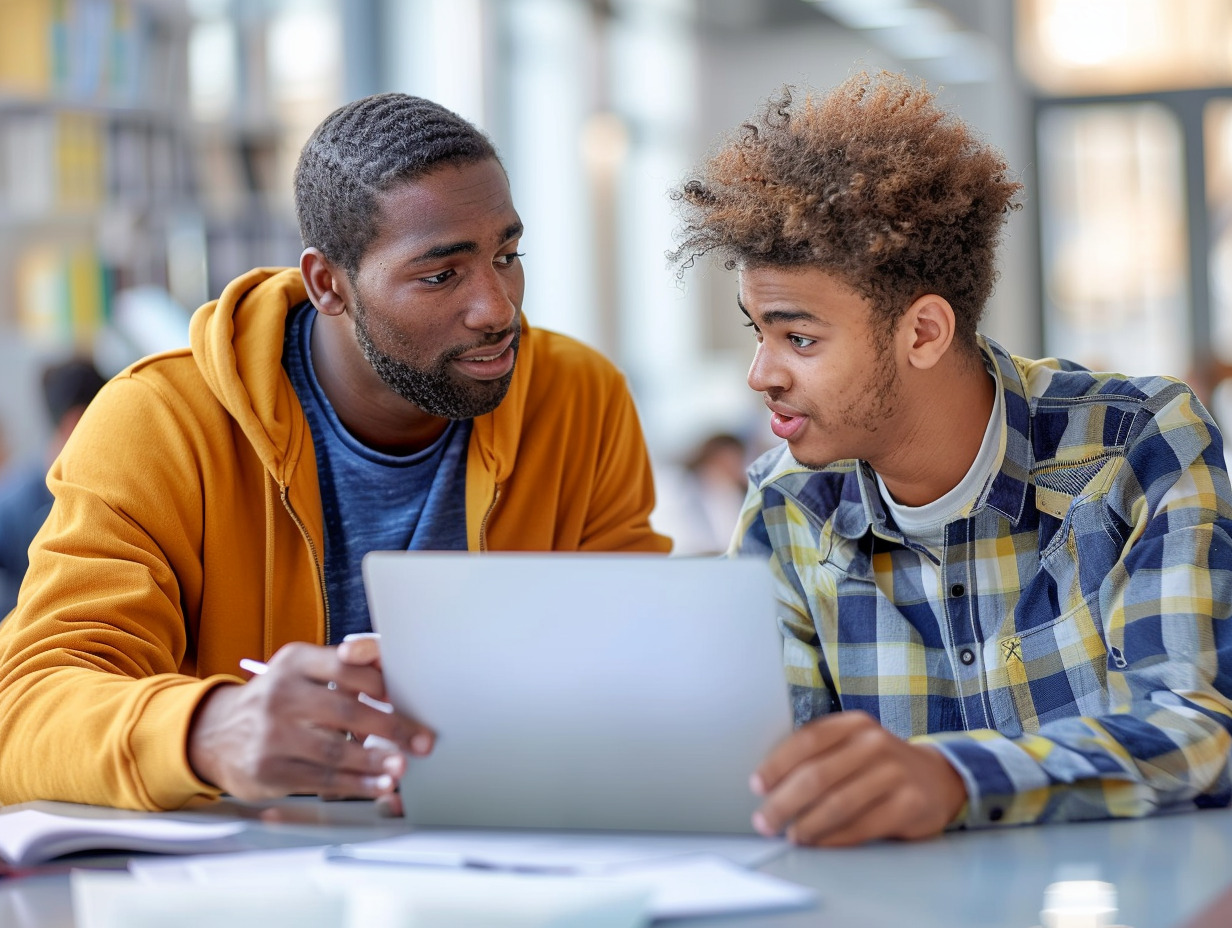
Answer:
xmin=0 ymin=806 xmax=246 ymax=867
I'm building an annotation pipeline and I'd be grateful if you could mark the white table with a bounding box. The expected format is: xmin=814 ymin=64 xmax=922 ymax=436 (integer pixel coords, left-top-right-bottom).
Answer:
xmin=3 ymin=799 xmax=1231 ymax=927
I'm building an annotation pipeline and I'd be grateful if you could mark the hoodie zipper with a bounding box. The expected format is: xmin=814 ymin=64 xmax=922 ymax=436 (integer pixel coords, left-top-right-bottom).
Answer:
xmin=280 ymin=482 xmax=331 ymax=644
xmin=478 ymin=484 xmax=502 ymax=552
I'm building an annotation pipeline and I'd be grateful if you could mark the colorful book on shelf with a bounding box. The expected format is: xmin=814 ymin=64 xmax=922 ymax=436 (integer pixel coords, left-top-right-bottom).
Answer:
xmin=0 ymin=0 xmax=166 ymax=106
xmin=0 ymin=807 xmax=247 ymax=867
xmin=0 ymin=108 xmax=105 ymax=212
xmin=0 ymin=0 xmax=54 ymax=95
xmin=2 ymin=111 xmax=58 ymax=214
xmin=17 ymin=244 xmax=109 ymax=343
xmin=55 ymin=109 xmax=105 ymax=208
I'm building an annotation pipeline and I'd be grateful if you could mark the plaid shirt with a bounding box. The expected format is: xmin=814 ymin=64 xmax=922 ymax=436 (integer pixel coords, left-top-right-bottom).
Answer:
xmin=735 ymin=337 xmax=1232 ymax=828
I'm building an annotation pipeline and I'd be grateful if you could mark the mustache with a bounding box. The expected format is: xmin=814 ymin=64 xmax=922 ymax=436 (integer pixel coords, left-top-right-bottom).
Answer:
xmin=442 ymin=321 xmax=521 ymax=362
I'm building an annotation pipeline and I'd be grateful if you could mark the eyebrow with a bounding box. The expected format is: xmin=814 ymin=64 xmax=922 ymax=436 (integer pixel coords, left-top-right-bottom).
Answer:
xmin=410 ymin=221 xmax=524 ymax=264
xmin=736 ymin=292 xmax=826 ymax=327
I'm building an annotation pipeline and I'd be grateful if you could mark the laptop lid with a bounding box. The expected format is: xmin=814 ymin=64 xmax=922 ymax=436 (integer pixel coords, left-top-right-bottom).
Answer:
xmin=364 ymin=552 xmax=792 ymax=834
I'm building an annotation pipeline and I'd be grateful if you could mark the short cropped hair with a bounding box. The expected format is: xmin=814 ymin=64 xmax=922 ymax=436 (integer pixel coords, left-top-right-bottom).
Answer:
xmin=42 ymin=357 xmax=105 ymax=427
xmin=670 ymin=72 xmax=1023 ymax=352
xmin=294 ymin=93 xmax=498 ymax=276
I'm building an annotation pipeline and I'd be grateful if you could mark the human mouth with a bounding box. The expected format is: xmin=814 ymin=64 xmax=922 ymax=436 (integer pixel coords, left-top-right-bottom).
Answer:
xmin=766 ymin=401 xmax=807 ymax=441
xmin=452 ymin=333 xmax=517 ymax=380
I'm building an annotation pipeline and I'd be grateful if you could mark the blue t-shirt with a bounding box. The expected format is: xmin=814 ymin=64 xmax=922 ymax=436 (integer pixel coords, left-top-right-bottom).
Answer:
xmin=283 ymin=302 xmax=469 ymax=642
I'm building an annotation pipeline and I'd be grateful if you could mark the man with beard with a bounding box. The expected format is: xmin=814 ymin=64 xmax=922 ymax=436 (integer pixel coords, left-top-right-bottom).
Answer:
xmin=671 ymin=72 xmax=1232 ymax=845
xmin=0 ymin=94 xmax=668 ymax=810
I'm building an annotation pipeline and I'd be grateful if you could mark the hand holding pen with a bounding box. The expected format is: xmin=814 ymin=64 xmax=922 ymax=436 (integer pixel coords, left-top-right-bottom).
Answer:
xmin=239 ymin=658 xmax=394 ymax=714
xmin=184 ymin=636 xmax=434 ymax=806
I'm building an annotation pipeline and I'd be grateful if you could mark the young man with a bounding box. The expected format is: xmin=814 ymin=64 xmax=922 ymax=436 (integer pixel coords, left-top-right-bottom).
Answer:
xmin=672 ymin=72 xmax=1232 ymax=846
xmin=0 ymin=94 xmax=668 ymax=811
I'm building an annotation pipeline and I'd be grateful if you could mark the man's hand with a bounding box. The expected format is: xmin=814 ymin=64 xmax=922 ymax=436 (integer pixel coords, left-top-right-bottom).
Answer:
xmin=751 ymin=710 xmax=966 ymax=846
xmin=187 ymin=640 xmax=434 ymax=803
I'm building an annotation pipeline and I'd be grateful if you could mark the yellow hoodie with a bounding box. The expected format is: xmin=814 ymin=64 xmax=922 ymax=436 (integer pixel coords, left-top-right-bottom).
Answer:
xmin=0 ymin=268 xmax=669 ymax=810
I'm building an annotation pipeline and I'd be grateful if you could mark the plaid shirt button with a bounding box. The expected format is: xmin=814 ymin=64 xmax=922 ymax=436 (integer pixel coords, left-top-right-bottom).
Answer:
xmin=960 ymin=648 xmax=976 ymax=665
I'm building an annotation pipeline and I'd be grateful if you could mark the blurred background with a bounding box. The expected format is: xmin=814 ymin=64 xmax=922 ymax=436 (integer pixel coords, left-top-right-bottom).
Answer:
xmin=0 ymin=0 xmax=1229 ymax=549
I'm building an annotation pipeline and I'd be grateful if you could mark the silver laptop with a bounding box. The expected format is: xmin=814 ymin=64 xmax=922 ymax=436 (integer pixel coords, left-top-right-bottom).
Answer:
xmin=363 ymin=552 xmax=792 ymax=834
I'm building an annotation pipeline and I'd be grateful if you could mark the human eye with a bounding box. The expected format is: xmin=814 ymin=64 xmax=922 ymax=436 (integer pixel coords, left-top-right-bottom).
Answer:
xmin=788 ymin=334 xmax=816 ymax=349
xmin=419 ymin=269 xmax=456 ymax=285
xmin=742 ymin=320 xmax=763 ymax=343
xmin=496 ymin=250 xmax=525 ymax=268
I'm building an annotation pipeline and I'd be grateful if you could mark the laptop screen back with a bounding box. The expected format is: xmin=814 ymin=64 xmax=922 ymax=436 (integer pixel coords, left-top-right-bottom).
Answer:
xmin=364 ymin=552 xmax=792 ymax=834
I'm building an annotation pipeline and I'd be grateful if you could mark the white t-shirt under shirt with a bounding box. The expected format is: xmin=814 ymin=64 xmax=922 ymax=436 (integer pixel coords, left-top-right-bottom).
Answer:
xmin=875 ymin=381 xmax=1003 ymax=604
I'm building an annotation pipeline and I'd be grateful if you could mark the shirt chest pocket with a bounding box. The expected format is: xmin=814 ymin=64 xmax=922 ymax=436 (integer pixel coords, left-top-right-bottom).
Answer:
xmin=999 ymin=595 xmax=1109 ymax=731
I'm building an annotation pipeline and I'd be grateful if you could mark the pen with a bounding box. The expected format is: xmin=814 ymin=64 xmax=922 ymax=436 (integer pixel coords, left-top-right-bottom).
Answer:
xmin=323 ymin=844 xmax=577 ymax=875
xmin=238 ymin=657 xmax=268 ymax=676
xmin=238 ymin=658 xmax=394 ymax=714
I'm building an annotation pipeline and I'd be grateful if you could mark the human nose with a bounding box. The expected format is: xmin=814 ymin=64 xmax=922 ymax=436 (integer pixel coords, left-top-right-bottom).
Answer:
xmin=465 ymin=266 xmax=520 ymax=333
xmin=747 ymin=342 xmax=786 ymax=394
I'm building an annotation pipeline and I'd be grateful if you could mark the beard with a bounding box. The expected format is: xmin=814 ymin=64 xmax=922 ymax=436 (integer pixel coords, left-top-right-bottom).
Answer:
xmin=793 ymin=335 xmax=902 ymax=472
xmin=352 ymin=294 xmax=520 ymax=420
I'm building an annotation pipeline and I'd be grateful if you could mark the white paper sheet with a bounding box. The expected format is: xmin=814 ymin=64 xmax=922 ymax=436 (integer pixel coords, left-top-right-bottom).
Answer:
xmin=312 ymin=853 xmax=814 ymax=921
xmin=129 ymin=832 xmax=816 ymax=922
xmin=76 ymin=869 xmax=651 ymax=928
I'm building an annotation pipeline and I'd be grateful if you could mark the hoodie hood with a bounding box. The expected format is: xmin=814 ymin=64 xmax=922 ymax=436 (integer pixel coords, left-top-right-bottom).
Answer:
xmin=190 ymin=267 xmax=310 ymax=486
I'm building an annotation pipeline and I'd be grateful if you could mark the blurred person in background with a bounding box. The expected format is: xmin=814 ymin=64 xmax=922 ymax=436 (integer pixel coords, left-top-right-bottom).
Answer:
xmin=673 ymin=71 xmax=1232 ymax=847
xmin=0 ymin=93 xmax=668 ymax=812
xmin=0 ymin=357 xmax=104 ymax=616
xmin=653 ymin=431 xmax=749 ymax=555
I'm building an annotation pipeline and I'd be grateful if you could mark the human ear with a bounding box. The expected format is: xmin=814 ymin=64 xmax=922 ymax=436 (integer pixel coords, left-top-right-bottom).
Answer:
xmin=299 ymin=248 xmax=352 ymax=317
xmin=902 ymin=294 xmax=955 ymax=371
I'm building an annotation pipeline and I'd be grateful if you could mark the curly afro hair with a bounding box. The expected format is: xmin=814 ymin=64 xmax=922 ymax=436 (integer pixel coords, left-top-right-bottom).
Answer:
xmin=669 ymin=71 xmax=1022 ymax=353
xmin=294 ymin=93 xmax=498 ymax=276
